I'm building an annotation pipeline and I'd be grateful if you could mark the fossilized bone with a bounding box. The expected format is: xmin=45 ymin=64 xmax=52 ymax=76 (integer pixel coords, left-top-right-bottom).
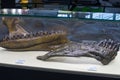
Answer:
xmin=1 ymin=17 xmax=119 ymax=65
xmin=2 ymin=17 xmax=28 ymax=36
xmin=0 ymin=17 xmax=69 ymax=51
xmin=37 ymin=39 xmax=120 ymax=65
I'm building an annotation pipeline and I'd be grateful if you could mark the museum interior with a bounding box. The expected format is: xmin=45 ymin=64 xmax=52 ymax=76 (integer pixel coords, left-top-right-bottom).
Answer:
xmin=0 ymin=0 xmax=120 ymax=80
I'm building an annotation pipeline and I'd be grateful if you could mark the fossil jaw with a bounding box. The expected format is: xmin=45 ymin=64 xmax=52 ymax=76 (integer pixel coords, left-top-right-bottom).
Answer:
xmin=37 ymin=40 xmax=120 ymax=65
xmin=0 ymin=30 xmax=69 ymax=51
xmin=1 ymin=17 xmax=69 ymax=51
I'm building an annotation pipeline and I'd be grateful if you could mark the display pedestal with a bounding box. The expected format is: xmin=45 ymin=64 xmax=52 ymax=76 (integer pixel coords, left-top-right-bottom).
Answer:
xmin=0 ymin=47 xmax=120 ymax=79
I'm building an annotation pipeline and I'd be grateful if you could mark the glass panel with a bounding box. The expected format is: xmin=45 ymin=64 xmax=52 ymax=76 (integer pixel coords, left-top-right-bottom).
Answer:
xmin=92 ymin=13 xmax=113 ymax=20
xmin=0 ymin=8 xmax=120 ymax=42
xmin=116 ymin=14 xmax=120 ymax=20
xmin=0 ymin=11 xmax=120 ymax=42
xmin=0 ymin=9 xmax=119 ymax=21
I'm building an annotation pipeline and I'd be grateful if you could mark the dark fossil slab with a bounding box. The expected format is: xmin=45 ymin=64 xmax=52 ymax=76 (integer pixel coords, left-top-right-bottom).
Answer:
xmin=37 ymin=39 xmax=120 ymax=65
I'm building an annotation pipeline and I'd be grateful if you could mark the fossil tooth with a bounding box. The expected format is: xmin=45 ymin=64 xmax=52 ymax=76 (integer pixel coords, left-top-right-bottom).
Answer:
xmin=43 ymin=32 xmax=47 ymax=35
xmin=112 ymin=44 xmax=118 ymax=51
xmin=103 ymin=39 xmax=107 ymax=47
xmin=3 ymin=35 xmax=9 ymax=41
xmin=32 ymin=32 xmax=35 ymax=36
xmin=20 ymin=34 xmax=24 ymax=39
xmin=36 ymin=32 xmax=41 ymax=36
xmin=19 ymin=34 xmax=23 ymax=39
xmin=17 ymin=35 xmax=21 ymax=39
xmin=115 ymin=44 xmax=119 ymax=51
xmin=109 ymin=40 xmax=114 ymax=49
xmin=38 ymin=31 xmax=41 ymax=35
xmin=12 ymin=35 xmax=16 ymax=39
xmin=10 ymin=36 xmax=14 ymax=40
xmin=24 ymin=34 xmax=30 ymax=38
xmin=98 ymin=40 xmax=102 ymax=46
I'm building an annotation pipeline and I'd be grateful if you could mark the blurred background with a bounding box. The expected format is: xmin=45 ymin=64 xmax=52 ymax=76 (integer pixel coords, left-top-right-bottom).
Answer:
xmin=0 ymin=0 xmax=120 ymax=13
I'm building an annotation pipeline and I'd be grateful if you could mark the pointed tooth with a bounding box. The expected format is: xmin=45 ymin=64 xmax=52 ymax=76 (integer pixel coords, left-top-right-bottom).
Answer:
xmin=3 ymin=35 xmax=6 ymax=40
xmin=19 ymin=34 xmax=23 ymax=39
xmin=114 ymin=45 xmax=119 ymax=51
xmin=108 ymin=39 xmax=111 ymax=42
xmin=39 ymin=31 xmax=43 ymax=36
xmin=105 ymin=39 xmax=112 ymax=49
xmin=11 ymin=36 xmax=14 ymax=40
xmin=109 ymin=40 xmax=113 ymax=49
xmin=46 ymin=31 xmax=48 ymax=35
xmin=26 ymin=34 xmax=32 ymax=38
xmin=36 ymin=32 xmax=39 ymax=36
xmin=3 ymin=35 xmax=8 ymax=41
xmin=13 ymin=35 xmax=16 ymax=39
xmin=34 ymin=32 xmax=37 ymax=37
xmin=100 ymin=39 xmax=106 ymax=47
xmin=98 ymin=40 xmax=104 ymax=46
xmin=16 ymin=35 xmax=20 ymax=39
xmin=112 ymin=44 xmax=117 ymax=51
xmin=23 ymin=35 xmax=27 ymax=38
xmin=51 ymin=31 xmax=55 ymax=34
xmin=104 ymin=39 xmax=108 ymax=47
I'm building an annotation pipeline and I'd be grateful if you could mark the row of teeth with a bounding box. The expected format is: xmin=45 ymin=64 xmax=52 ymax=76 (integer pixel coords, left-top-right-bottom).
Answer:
xmin=98 ymin=39 xmax=120 ymax=51
xmin=3 ymin=31 xmax=64 ymax=41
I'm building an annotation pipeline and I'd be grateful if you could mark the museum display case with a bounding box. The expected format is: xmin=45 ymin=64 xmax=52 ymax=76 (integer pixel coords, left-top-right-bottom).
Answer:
xmin=0 ymin=9 xmax=120 ymax=79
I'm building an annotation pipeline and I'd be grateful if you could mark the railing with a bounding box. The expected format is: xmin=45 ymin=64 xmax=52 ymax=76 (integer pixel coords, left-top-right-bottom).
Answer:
xmin=0 ymin=9 xmax=120 ymax=21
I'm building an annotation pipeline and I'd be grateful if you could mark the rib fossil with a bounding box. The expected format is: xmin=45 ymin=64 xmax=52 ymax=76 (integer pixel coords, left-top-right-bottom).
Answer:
xmin=37 ymin=39 xmax=120 ymax=65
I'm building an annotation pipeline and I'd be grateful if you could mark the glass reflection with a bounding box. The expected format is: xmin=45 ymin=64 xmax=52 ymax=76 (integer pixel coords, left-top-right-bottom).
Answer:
xmin=116 ymin=14 xmax=120 ymax=20
xmin=92 ymin=13 xmax=113 ymax=20
xmin=0 ymin=9 xmax=119 ymax=21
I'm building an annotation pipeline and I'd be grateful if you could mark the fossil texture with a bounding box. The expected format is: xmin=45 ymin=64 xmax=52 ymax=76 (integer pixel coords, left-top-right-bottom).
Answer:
xmin=37 ymin=39 xmax=120 ymax=65
xmin=0 ymin=17 xmax=69 ymax=51
xmin=1 ymin=17 xmax=119 ymax=65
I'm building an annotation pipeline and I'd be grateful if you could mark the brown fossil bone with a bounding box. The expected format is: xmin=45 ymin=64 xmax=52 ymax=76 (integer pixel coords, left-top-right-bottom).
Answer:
xmin=2 ymin=17 xmax=28 ymax=36
xmin=0 ymin=17 xmax=69 ymax=51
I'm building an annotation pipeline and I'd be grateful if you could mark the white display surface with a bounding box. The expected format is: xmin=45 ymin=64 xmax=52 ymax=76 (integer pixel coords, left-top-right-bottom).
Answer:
xmin=0 ymin=47 xmax=120 ymax=78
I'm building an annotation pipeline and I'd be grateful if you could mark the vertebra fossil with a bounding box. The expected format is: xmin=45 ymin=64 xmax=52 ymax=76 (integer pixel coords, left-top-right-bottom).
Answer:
xmin=37 ymin=39 xmax=119 ymax=65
